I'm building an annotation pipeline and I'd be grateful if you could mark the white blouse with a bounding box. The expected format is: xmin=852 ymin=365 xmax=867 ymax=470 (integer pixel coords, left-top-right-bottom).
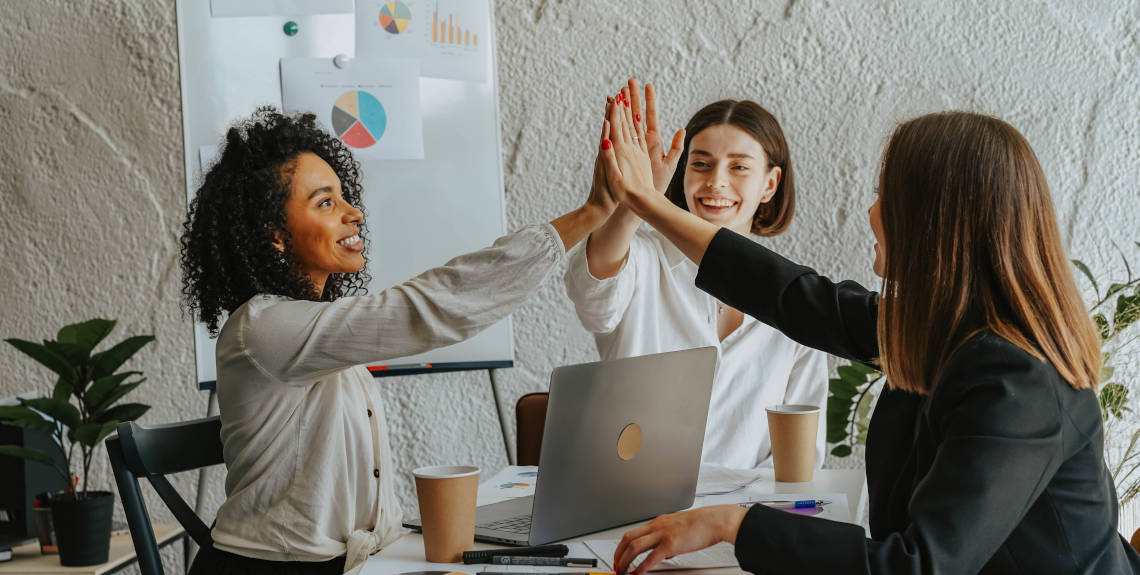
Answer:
xmin=564 ymin=227 xmax=828 ymax=470
xmin=210 ymin=224 xmax=565 ymax=573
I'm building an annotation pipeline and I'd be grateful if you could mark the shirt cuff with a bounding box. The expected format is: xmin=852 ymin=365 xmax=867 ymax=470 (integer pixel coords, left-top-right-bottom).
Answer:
xmin=734 ymin=503 xmax=868 ymax=573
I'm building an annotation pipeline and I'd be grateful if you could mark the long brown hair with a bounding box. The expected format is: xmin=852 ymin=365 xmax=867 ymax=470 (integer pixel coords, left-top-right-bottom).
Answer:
xmin=665 ymin=100 xmax=795 ymax=236
xmin=878 ymin=112 xmax=1100 ymax=394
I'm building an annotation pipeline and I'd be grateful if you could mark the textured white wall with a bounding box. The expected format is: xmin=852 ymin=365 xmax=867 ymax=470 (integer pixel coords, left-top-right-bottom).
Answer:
xmin=1 ymin=0 xmax=1138 ymax=542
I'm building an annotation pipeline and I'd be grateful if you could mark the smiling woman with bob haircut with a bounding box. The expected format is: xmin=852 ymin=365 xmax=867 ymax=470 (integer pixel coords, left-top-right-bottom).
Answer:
xmin=565 ymin=80 xmax=827 ymax=470
xmin=597 ymin=89 xmax=1140 ymax=573
xmin=180 ymin=106 xmax=615 ymax=574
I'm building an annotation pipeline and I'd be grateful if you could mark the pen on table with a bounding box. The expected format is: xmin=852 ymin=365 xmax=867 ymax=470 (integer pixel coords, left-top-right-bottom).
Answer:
xmin=746 ymin=499 xmax=826 ymax=509
xmin=489 ymin=556 xmax=599 ymax=567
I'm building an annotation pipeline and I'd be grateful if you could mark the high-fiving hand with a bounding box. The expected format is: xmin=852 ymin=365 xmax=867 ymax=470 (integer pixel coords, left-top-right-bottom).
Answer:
xmin=599 ymin=83 xmax=658 ymax=211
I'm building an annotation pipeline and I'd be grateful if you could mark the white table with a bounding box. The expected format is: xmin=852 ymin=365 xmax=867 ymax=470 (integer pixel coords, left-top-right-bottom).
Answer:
xmin=365 ymin=466 xmax=866 ymax=574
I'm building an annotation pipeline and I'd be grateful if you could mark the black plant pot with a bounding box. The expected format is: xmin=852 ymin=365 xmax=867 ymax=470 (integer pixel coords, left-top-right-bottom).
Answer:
xmin=50 ymin=491 xmax=114 ymax=566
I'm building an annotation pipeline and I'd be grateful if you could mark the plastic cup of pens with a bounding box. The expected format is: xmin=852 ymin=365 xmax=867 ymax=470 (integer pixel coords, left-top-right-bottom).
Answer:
xmin=412 ymin=465 xmax=480 ymax=563
xmin=766 ymin=404 xmax=820 ymax=482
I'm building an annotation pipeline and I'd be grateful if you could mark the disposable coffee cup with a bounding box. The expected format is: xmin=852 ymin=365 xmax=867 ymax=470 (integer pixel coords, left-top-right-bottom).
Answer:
xmin=766 ymin=404 xmax=820 ymax=482
xmin=413 ymin=465 xmax=480 ymax=563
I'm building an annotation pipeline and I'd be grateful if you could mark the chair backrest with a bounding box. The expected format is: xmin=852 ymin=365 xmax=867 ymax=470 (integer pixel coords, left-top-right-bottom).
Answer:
xmin=515 ymin=392 xmax=548 ymax=466
xmin=106 ymin=416 xmax=223 ymax=575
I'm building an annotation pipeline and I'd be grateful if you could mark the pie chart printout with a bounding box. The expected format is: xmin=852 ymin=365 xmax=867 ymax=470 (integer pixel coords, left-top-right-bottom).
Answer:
xmin=379 ymin=1 xmax=412 ymax=34
xmin=332 ymin=90 xmax=387 ymax=149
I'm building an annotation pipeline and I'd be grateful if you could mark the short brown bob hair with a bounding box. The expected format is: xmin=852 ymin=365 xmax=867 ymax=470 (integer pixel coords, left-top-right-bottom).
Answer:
xmin=665 ymin=100 xmax=795 ymax=236
xmin=877 ymin=111 xmax=1100 ymax=394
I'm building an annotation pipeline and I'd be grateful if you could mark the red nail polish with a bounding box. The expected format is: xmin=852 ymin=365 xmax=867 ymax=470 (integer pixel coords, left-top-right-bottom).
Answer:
xmin=635 ymin=113 xmax=641 ymax=122
xmin=602 ymin=139 xmax=612 ymax=150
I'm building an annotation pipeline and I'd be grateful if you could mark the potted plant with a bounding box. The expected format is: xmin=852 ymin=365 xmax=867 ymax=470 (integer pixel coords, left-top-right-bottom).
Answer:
xmin=0 ymin=318 xmax=153 ymax=566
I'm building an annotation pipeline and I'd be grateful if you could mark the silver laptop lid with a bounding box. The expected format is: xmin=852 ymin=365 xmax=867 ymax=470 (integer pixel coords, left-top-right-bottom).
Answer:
xmin=527 ymin=346 xmax=718 ymax=544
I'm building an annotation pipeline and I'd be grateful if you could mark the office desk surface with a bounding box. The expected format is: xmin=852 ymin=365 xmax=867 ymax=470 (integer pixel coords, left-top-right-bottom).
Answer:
xmin=0 ymin=524 xmax=184 ymax=575
xmin=366 ymin=466 xmax=867 ymax=574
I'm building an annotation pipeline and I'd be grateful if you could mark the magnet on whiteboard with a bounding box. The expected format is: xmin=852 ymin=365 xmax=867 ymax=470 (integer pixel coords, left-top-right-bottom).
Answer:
xmin=333 ymin=54 xmax=352 ymax=69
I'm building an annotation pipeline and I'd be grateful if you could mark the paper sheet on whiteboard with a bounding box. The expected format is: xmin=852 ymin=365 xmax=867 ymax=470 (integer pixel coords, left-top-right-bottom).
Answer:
xmin=281 ymin=57 xmax=424 ymax=160
xmin=211 ymin=0 xmax=353 ymax=18
xmin=356 ymin=0 xmax=490 ymax=83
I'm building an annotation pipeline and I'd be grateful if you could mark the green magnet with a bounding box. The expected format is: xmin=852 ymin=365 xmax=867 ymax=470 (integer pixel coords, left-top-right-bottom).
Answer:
xmin=283 ymin=21 xmax=299 ymax=36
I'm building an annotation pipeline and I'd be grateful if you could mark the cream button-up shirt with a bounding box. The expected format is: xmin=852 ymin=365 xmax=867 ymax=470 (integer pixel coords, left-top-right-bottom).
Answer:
xmin=564 ymin=227 xmax=828 ymax=470
xmin=210 ymin=224 xmax=564 ymax=573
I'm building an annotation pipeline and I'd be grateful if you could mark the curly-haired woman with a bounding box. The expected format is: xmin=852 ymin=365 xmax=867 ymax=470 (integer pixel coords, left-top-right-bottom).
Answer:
xmin=180 ymin=107 xmax=615 ymax=575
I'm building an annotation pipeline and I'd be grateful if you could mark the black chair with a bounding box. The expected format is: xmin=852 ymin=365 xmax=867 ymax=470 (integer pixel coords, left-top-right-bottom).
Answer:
xmin=106 ymin=416 xmax=223 ymax=575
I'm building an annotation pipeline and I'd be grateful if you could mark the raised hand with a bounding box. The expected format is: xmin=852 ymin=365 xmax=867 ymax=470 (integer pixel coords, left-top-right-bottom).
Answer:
xmin=625 ymin=79 xmax=685 ymax=193
xmin=587 ymin=97 xmax=619 ymax=215
xmin=600 ymin=84 xmax=657 ymax=210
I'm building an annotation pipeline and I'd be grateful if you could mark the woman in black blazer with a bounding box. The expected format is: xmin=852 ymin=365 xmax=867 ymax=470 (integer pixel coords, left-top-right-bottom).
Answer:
xmin=594 ymin=84 xmax=1140 ymax=574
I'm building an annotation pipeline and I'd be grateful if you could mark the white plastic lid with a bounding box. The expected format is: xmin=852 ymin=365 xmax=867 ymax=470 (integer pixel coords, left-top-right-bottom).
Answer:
xmin=765 ymin=404 xmax=821 ymax=414
xmin=412 ymin=465 xmax=480 ymax=479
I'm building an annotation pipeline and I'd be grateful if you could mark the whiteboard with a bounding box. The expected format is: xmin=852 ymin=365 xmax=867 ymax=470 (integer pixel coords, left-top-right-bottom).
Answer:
xmin=176 ymin=0 xmax=513 ymax=386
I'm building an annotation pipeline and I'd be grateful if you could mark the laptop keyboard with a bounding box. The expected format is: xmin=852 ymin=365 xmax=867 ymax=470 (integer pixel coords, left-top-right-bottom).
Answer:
xmin=477 ymin=514 xmax=532 ymax=534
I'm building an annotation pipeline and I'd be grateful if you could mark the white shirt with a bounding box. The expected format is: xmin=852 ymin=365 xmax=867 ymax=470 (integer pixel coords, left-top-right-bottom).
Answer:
xmin=211 ymin=224 xmax=564 ymax=573
xmin=564 ymin=228 xmax=828 ymax=469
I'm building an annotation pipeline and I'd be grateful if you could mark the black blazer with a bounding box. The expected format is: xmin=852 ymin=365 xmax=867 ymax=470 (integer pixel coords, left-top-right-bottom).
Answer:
xmin=694 ymin=228 xmax=1140 ymax=574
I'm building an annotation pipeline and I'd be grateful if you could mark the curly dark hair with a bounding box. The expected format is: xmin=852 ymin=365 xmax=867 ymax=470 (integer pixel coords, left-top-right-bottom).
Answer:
xmin=180 ymin=106 xmax=370 ymax=335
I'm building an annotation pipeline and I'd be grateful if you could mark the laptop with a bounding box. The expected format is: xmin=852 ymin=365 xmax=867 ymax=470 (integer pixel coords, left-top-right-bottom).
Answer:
xmin=404 ymin=346 xmax=718 ymax=545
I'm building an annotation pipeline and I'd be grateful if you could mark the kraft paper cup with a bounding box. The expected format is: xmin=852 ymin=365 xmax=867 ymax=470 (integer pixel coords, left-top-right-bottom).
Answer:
xmin=413 ymin=465 xmax=480 ymax=563
xmin=766 ymin=404 xmax=820 ymax=482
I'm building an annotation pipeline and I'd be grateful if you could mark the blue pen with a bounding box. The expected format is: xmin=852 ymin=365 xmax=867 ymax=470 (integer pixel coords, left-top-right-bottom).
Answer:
xmin=747 ymin=499 xmax=828 ymax=509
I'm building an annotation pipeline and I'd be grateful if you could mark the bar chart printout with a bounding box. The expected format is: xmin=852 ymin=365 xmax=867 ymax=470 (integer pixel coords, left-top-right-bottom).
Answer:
xmin=431 ymin=8 xmax=476 ymax=47
xmin=355 ymin=0 xmax=490 ymax=83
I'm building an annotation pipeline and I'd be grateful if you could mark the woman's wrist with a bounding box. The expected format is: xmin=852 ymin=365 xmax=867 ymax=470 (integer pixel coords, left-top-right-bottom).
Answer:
xmin=718 ymin=504 xmax=749 ymax=544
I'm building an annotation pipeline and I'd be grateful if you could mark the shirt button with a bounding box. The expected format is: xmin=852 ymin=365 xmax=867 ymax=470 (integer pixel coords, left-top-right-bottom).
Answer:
xmin=367 ymin=409 xmax=373 ymax=418
xmin=373 ymin=469 xmax=380 ymax=478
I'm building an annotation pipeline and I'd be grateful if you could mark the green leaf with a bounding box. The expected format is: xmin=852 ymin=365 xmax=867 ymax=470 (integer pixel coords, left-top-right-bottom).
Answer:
xmin=86 ymin=372 xmax=139 ymax=411
xmin=73 ymin=421 xmax=119 ymax=447
xmin=90 ymin=379 xmax=144 ymax=413
xmin=0 ymin=445 xmax=56 ymax=466
xmin=1100 ymin=382 xmax=1130 ymax=420
xmin=57 ymin=319 xmax=115 ymax=354
xmin=855 ymin=388 xmax=876 ymax=444
xmin=52 ymin=377 xmax=72 ymax=402
xmin=837 ymin=365 xmax=867 ymax=387
xmin=4 ymin=338 xmax=74 ymax=383
xmin=0 ymin=407 xmax=56 ymax=435
xmin=1107 ymin=283 xmax=1128 ymax=299
xmin=828 ymin=378 xmax=858 ymax=401
xmin=846 ymin=361 xmax=879 ymax=377
xmin=1102 ymin=365 xmax=1116 ymax=383
xmin=95 ymin=403 xmax=148 ymax=424
xmin=1115 ymin=294 xmax=1140 ymax=333
xmin=826 ymin=410 xmax=850 ymax=443
xmin=829 ymin=444 xmax=852 ymax=457
xmin=17 ymin=398 xmax=80 ymax=429
xmin=90 ymin=336 xmax=154 ymax=379
xmin=1094 ymin=313 xmax=1111 ymax=340
xmin=1071 ymin=259 xmax=1099 ymax=295
xmin=42 ymin=341 xmax=89 ymax=366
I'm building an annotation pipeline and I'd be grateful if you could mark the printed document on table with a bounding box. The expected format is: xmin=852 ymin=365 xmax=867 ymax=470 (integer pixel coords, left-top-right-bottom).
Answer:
xmin=211 ymin=0 xmax=353 ymax=18
xmin=478 ymin=465 xmax=539 ymax=498
xmin=584 ymin=540 xmax=739 ymax=572
xmin=695 ymin=465 xmax=765 ymax=495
